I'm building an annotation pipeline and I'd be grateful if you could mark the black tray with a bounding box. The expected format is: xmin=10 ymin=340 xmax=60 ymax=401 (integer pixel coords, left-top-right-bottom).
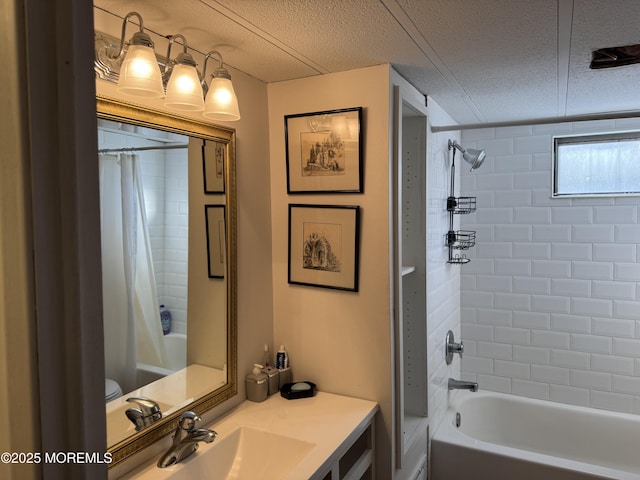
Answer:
xmin=280 ymin=381 xmax=317 ymax=400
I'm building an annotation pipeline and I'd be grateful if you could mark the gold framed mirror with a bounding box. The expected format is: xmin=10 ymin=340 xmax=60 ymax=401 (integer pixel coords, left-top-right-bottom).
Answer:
xmin=97 ymin=96 xmax=237 ymax=467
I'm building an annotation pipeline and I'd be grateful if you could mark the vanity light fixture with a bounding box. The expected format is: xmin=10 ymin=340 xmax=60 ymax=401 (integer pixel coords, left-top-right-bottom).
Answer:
xmin=95 ymin=11 xmax=241 ymax=121
xmin=163 ymin=35 xmax=205 ymax=112
xmin=202 ymin=51 xmax=241 ymax=121
xmin=107 ymin=12 xmax=164 ymax=98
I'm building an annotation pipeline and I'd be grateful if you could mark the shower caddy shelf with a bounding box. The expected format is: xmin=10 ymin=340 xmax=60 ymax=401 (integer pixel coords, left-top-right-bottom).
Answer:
xmin=446 ymin=142 xmax=477 ymax=264
xmin=446 ymin=229 xmax=476 ymax=250
xmin=446 ymin=195 xmax=476 ymax=214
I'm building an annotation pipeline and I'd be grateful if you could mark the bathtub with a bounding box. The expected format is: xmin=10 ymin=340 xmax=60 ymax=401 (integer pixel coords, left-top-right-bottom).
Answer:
xmin=431 ymin=390 xmax=640 ymax=480
xmin=136 ymin=332 xmax=186 ymax=387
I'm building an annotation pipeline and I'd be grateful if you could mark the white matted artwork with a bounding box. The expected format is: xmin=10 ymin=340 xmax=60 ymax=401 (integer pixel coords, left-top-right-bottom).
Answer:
xmin=203 ymin=139 xmax=225 ymax=194
xmin=205 ymin=205 xmax=226 ymax=278
xmin=285 ymin=107 xmax=363 ymax=193
xmin=288 ymin=204 xmax=360 ymax=291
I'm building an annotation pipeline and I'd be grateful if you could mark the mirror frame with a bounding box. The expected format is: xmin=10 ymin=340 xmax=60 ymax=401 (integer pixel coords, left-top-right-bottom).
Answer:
xmin=97 ymin=96 xmax=237 ymax=467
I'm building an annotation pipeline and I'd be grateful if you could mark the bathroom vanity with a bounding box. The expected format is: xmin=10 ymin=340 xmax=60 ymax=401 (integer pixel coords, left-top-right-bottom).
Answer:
xmin=120 ymin=391 xmax=378 ymax=479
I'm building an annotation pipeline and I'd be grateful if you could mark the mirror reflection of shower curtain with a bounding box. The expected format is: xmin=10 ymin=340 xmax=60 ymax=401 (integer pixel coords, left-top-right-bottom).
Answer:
xmin=100 ymin=153 xmax=167 ymax=393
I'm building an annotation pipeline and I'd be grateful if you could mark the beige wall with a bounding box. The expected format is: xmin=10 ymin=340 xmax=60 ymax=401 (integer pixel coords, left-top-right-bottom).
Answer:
xmin=268 ymin=64 xmax=395 ymax=477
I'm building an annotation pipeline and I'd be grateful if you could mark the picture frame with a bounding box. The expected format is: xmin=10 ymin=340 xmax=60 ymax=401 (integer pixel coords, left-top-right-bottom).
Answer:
xmin=288 ymin=204 xmax=360 ymax=292
xmin=205 ymin=205 xmax=226 ymax=278
xmin=203 ymin=139 xmax=225 ymax=194
xmin=285 ymin=107 xmax=363 ymax=193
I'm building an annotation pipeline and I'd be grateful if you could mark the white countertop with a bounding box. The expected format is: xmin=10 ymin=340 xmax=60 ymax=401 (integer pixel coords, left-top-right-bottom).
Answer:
xmin=121 ymin=390 xmax=378 ymax=479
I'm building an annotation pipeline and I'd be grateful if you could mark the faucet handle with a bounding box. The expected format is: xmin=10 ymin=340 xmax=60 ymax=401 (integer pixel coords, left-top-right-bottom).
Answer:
xmin=445 ymin=330 xmax=464 ymax=365
xmin=177 ymin=411 xmax=201 ymax=432
xmin=126 ymin=397 xmax=161 ymax=416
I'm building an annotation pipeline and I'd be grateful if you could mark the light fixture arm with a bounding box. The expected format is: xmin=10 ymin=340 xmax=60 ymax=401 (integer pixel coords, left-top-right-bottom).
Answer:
xmin=165 ymin=34 xmax=189 ymax=59
xmin=202 ymin=50 xmax=230 ymax=95
xmin=165 ymin=34 xmax=192 ymax=68
xmin=108 ymin=11 xmax=147 ymax=60
xmin=204 ymin=50 xmax=231 ymax=78
xmin=163 ymin=34 xmax=198 ymax=85
xmin=203 ymin=51 xmax=224 ymax=76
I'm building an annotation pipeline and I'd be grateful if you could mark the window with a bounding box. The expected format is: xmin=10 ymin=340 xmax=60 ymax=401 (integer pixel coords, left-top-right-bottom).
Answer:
xmin=553 ymin=132 xmax=640 ymax=197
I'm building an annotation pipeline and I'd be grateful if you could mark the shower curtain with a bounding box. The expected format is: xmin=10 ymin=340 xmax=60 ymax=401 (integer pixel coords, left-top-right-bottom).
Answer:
xmin=100 ymin=153 xmax=167 ymax=393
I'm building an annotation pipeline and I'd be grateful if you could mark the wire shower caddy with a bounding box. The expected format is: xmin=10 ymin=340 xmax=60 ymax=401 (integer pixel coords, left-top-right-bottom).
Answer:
xmin=445 ymin=143 xmax=477 ymax=264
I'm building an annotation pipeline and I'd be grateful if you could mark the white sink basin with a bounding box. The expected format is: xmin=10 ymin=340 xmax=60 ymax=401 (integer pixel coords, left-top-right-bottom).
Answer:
xmin=160 ymin=427 xmax=315 ymax=480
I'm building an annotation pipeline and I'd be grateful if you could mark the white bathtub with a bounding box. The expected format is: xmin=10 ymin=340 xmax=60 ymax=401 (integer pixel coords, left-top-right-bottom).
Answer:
xmin=431 ymin=390 xmax=640 ymax=480
xmin=136 ymin=332 xmax=186 ymax=387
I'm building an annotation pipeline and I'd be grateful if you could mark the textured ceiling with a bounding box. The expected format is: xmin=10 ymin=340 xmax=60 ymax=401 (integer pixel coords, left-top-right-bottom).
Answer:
xmin=93 ymin=0 xmax=640 ymax=127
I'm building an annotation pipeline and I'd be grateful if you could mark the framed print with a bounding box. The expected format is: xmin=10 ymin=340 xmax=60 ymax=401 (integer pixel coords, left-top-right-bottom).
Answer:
xmin=203 ymin=139 xmax=225 ymax=194
xmin=288 ymin=204 xmax=360 ymax=291
xmin=285 ymin=107 xmax=363 ymax=193
xmin=205 ymin=205 xmax=226 ymax=278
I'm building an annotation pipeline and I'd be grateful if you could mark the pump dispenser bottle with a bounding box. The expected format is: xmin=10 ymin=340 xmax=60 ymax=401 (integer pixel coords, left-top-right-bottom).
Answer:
xmin=276 ymin=345 xmax=291 ymax=388
xmin=245 ymin=364 xmax=268 ymax=402
xmin=276 ymin=345 xmax=288 ymax=369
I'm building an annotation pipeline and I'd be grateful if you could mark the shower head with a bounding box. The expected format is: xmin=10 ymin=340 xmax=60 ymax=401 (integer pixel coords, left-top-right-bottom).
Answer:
xmin=462 ymin=148 xmax=486 ymax=171
xmin=448 ymin=140 xmax=486 ymax=171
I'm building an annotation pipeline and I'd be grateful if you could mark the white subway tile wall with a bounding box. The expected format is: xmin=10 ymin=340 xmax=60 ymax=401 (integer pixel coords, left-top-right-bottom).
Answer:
xmin=426 ymin=112 xmax=462 ymax=434
xmin=460 ymin=119 xmax=640 ymax=414
xmin=138 ymin=151 xmax=189 ymax=334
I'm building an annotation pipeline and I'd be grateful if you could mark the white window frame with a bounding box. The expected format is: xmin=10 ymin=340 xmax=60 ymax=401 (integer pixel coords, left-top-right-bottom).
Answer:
xmin=553 ymin=131 xmax=640 ymax=198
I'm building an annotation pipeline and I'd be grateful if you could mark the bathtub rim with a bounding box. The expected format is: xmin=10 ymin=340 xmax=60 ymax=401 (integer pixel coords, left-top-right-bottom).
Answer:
xmin=433 ymin=389 xmax=640 ymax=480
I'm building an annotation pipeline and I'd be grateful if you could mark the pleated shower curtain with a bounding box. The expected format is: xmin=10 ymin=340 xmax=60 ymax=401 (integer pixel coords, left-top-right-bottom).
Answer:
xmin=100 ymin=153 xmax=167 ymax=393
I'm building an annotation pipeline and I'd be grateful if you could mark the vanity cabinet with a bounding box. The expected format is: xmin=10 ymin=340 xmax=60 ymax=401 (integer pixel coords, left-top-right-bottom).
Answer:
xmin=318 ymin=420 xmax=375 ymax=480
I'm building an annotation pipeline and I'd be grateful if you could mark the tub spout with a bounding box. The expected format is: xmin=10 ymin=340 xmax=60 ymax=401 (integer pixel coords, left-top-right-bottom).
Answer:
xmin=448 ymin=378 xmax=478 ymax=392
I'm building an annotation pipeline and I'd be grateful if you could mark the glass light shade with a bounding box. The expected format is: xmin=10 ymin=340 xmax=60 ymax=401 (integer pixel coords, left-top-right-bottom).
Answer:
xmin=164 ymin=64 xmax=205 ymax=111
xmin=203 ymin=77 xmax=241 ymax=121
xmin=117 ymin=44 xmax=164 ymax=98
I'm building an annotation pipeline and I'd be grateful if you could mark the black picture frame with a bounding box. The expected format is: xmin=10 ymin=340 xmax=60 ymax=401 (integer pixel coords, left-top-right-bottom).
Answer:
xmin=288 ymin=204 xmax=360 ymax=291
xmin=205 ymin=205 xmax=226 ymax=278
xmin=203 ymin=139 xmax=225 ymax=194
xmin=285 ymin=107 xmax=363 ymax=193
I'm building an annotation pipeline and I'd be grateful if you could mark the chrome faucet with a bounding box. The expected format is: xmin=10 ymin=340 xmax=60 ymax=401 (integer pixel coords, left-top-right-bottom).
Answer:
xmin=125 ymin=397 xmax=162 ymax=431
xmin=157 ymin=411 xmax=217 ymax=468
xmin=448 ymin=378 xmax=478 ymax=392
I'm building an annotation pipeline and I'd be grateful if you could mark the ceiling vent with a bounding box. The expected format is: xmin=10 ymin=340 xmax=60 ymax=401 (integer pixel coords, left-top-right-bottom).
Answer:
xmin=590 ymin=43 xmax=640 ymax=69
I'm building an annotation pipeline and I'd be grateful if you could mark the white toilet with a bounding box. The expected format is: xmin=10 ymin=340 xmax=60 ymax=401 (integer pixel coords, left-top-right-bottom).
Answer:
xmin=105 ymin=378 xmax=123 ymax=402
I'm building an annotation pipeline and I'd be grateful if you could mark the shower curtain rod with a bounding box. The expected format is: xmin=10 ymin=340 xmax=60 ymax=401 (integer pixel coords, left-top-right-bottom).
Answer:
xmin=431 ymin=110 xmax=640 ymax=132
xmin=98 ymin=144 xmax=188 ymax=154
